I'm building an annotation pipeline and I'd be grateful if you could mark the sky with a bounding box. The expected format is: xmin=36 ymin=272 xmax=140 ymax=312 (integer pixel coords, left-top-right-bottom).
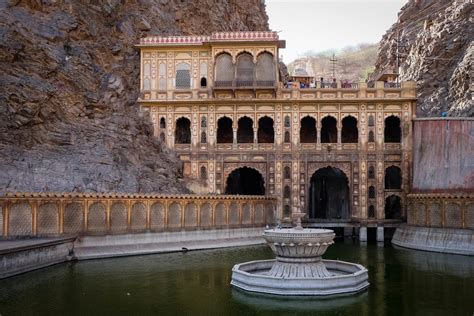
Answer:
xmin=266 ymin=0 xmax=408 ymax=63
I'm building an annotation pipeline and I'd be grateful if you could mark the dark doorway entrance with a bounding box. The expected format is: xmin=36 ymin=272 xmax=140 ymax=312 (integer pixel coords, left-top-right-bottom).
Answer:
xmin=308 ymin=167 xmax=350 ymax=219
xmin=225 ymin=167 xmax=265 ymax=195
xmin=385 ymin=195 xmax=402 ymax=219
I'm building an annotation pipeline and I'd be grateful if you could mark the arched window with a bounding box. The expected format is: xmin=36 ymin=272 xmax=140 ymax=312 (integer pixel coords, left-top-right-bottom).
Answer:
xmin=284 ymin=115 xmax=291 ymax=128
xmin=384 ymin=115 xmax=401 ymax=143
xmin=284 ymin=166 xmax=291 ymax=179
xmin=215 ymin=53 xmax=234 ymax=86
xmin=321 ymin=116 xmax=337 ymax=143
xmin=368 ymin=166 xmax=375 ymax=179
xmin=300 ymin=116 xmax=317 ymax=143
xmin=236 ymin=53 xmax=254 ymax=86
xmin=237 ymin=116 xmax=254 ymax=143
xmin=368 ymin=205 xmax=375 ymax=218
xmin=385 ymin=166 xmax=402 ymax=189
xmin=160 ymin=117 xmax=166 ymax=129
xmin=200 ymin=77 xmax=207 ymax=88
xmin=175 ymin=117 xmax=191 ymax=144
xmin=368 ymin=115 xmax=374 ymax=127
xmin=257 ymin=116 xmax=274 ymax=143
xmin=201 ymin=116 xmax=207 ymax=127
xmin=175 ymin=63 xmax=191 ymax=89
xmin=368 ymin=186 xmax=375 ymax=199
xmin=200 ymin=131 xmax=207 ymax=144
xmin=284 ymin=186 xmax=291 ymax=199
xmin=368 ymin=130 xmax=375 ymax=143
xmin=255 ymin=52 xmax=275 ymax=86
xmin=217 ymin=116 xmax=233 ymax=143
xmin=200 ymin=166 xmax=207 ymax=180
xmin=341 ymin=116 xmax=358 ymax=143
xmin=284 ymin=131 xmax=290 ymax=143
xmin=159 ymin=132 xmax=165 ymax=142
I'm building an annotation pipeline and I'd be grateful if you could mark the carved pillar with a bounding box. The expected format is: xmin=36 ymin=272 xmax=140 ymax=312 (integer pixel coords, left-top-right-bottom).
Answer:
xmin=32 ymin=201 xmax=37 ymax=236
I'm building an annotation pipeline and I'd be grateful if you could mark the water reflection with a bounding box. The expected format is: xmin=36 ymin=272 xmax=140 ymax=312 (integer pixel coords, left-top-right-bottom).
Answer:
xmin=232 ymin=288 xmax=368 ymax=312
xmin=0 ymin=242 xmax=473 ymax=315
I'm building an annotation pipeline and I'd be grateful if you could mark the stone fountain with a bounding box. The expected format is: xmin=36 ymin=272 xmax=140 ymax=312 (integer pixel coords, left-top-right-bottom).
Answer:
xmin=231 ymin=212 xmax=369 ymax=296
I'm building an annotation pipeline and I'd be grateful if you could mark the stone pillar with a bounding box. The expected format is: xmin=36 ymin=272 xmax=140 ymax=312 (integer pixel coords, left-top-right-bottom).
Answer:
xmin=233 ymin=128 xmax=237 ymax=144
xmin=377 ymin=226 xmax=384 ymax=242
xmin=359 ymin=226 xmax=367 ymax=242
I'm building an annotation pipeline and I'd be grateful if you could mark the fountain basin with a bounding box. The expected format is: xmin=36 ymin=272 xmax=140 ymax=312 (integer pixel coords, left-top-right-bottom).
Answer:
xmin=231 ymin=227 xmax=369 ymax=296
xmin=231 ymin=259 xmax=369 ymax=296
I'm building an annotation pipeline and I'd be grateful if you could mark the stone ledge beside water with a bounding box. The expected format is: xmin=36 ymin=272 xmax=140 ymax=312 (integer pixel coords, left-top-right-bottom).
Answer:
xmin=392 ymin=226 xmax=474 ymax=256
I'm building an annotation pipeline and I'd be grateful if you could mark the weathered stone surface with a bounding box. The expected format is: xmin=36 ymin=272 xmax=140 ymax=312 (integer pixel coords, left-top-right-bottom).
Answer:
xmin=0 ymin=1 xmax=269 ymax=194
xmin=371 ymin=0 xmax=473 ymax=117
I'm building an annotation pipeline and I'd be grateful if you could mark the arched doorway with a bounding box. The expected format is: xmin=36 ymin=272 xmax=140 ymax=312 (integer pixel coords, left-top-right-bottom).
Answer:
xmin=257 ymin=116 xmax=274 ymax=143
xmin=225 ymin=167 xmax=265 ymax=195
xmin=308 ymin=167 xmax=350 ymax=220
xmin=175 ymin=117 xmax=191 ymax=144
xmin=300 ymin=116 xmax=316 ymax=143
xmin=385 ymin=195 xmax=401 ymax=219
xmin=321 ymin=116 xmax=337 ymax=143
xmin=341 ymin=116 xmax=358 ymax=143
xmin=217 ymin=116 xmax=233 ymax=143
xmin=384 ymin=115 xmax=401 ymax=143
xmin=385 ymin=166 xmax=402 ymax=189
xmin=237 ymin=116 xmax=253 ymax=143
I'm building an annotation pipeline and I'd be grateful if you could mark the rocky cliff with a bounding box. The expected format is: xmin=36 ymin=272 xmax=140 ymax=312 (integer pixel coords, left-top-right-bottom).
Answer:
xmin=0 ymin=0 xmax=269 ymax=194
xmin=371 ymin=0 xmax=472 ymax=117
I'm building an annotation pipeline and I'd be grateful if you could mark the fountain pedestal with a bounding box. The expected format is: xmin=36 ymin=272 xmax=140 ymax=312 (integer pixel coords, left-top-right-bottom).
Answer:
xmin=231 ymin=215 xmax=369 ymax=296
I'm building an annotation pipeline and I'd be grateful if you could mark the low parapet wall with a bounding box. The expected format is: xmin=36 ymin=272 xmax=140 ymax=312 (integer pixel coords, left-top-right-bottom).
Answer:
xmin=0 ymin=192 xmax=277 ymax=238
xmin=392 ymin=193 xmax=474 ymax=255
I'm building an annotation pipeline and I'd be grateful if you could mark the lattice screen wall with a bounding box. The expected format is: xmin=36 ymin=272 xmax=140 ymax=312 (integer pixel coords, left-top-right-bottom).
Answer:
xmin=1 ymin=196 xmax=276 ymax=237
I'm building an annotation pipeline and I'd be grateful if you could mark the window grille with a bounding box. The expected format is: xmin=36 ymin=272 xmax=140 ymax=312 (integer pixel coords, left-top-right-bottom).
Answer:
xmin=255 ymin=52 xmax=275 ymax=86
xmin=236 ymin=53 xmax=254 ymax=86
xmin=215 ymin=53 xmax=234 ymax=85
xmin=176 ymin=63 xmax=191 ymax=89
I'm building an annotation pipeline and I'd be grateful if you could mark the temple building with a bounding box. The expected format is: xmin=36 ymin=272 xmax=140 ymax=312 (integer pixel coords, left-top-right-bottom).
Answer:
xmin=136 ymin=31 xmax=417 ymax=238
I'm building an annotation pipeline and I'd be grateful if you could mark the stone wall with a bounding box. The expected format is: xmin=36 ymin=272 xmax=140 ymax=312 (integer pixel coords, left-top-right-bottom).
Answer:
xmin=412 ymin=119 xmax=474 ymax=192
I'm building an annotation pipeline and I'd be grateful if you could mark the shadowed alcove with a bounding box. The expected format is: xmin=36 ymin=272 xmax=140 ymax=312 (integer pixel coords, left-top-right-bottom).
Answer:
xmin=321 ymin=116 xmax=337 ymax=143
xmin=217 ymin=116 xmax=233 ymax=143
xmin=175 ymin=117 xmax=191 ymax=144
xmin=384 ymin=115 xmax=401 ymax=143
xmin=300 ymin=116 xmax=317 ymax=143
xmin=225 ymin=167 xmax=265 ymax=195
xmin=308 ymin=167 xmax=350 ymax=220
xmin=385 ymin=195 xmax=402 ymax=219
xmin=257 ymin=116 xmax=274 ymax=143
xmin=341 ymin=116 xmax=358 ymax=143
xmin=237 ymin=117 xmax=254 ymax=143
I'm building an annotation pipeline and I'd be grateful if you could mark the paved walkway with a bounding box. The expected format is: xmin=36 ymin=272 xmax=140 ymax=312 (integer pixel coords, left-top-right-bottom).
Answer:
xmin=0 ymin=237 xmax=76 ymax=254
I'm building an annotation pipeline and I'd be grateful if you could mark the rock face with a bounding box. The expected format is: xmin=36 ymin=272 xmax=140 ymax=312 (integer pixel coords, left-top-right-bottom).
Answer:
xmin=0 ymin=0 xmax=269 ymax=194
xmin=371 ymin=0 xmax=473 ymax=117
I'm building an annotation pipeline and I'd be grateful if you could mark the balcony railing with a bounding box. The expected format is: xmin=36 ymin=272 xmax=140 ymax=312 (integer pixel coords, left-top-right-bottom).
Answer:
xmin=321 ymin=82 xmax=337 ymax=88
xmin=341 ymin=82 xmax=359 ymax=89
xmin=214 ymin=80 xmax=275 ymax=88
xmin=384 ymin=82 xmax=401 ymax=88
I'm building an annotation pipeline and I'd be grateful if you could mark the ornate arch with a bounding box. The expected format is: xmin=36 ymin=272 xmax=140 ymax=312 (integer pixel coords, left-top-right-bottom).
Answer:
xmin=223 ymin=163 xmax=267 ymax=187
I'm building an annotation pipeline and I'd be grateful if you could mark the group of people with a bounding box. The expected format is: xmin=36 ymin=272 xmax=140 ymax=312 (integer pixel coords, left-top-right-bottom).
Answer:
xmin=285 ymin=77 xmax=341 ymax=89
